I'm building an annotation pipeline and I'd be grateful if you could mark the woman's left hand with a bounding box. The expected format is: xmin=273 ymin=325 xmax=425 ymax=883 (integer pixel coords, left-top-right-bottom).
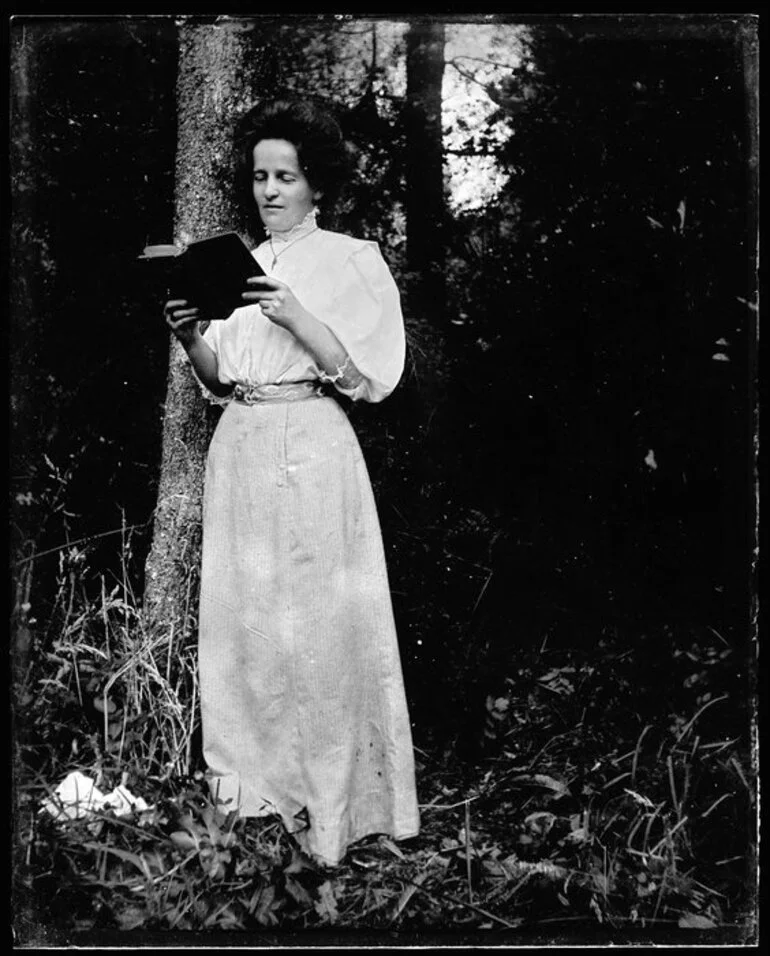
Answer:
xmin=242 ymin=276 xmax=306 ymax=331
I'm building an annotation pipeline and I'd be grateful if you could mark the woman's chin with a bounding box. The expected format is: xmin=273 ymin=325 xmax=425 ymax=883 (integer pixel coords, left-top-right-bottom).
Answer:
xmin=260 ymin=209 xmax=312 ymax=233
xmin=260 ymin=210 xmax=285 ymax=227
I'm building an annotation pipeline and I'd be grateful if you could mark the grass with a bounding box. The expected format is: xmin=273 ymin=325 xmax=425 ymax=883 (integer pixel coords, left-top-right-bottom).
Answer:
xmin=11 ymin=468 xmax=758 ymax=945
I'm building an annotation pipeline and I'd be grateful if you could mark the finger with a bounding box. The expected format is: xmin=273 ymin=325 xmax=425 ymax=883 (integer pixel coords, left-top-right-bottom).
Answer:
xmin=246 ymin=276 xmax=280 ymax=288
xmin=164 ymin=299 xmax=190 ymax=313
xmin=168 ymin=309 xmax=199 ymax=322
xmin=167 ymin=313 xmax=200 ymax=328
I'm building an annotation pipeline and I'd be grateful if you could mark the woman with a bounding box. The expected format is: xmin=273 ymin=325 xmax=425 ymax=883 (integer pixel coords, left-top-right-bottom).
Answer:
xmin=164 ymin=99 xmax=420 ymax=866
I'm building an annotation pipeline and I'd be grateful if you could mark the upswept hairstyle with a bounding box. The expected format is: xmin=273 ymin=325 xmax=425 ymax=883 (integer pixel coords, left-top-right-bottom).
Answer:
xmin=236 ymin=98 xmax=351 ymax=213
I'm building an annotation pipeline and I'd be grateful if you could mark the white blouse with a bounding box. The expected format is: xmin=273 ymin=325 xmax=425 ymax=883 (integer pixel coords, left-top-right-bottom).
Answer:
xmin=200 ymin=216 xmax=406 ymax=404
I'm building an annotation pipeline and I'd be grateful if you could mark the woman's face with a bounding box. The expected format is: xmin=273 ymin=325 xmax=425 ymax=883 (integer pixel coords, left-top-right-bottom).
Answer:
xmin=252 ymin=138 xmax=320 ymax=233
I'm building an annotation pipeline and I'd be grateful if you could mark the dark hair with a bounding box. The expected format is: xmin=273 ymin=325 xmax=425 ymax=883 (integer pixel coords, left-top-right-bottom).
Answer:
xmin=236 ymin=98 xmax=350 ymax=212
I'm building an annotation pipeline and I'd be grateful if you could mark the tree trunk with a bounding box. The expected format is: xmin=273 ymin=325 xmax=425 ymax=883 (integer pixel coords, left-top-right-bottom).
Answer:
xmin=143 ymin=19 xmax=267 ymax=635
xmin=10 ymin=23 xmax=51 ymax=680
xmin=404 ymin=20 xmax=446 ymax=320
xmin=10 ymin=23 xmax=47 ymax=501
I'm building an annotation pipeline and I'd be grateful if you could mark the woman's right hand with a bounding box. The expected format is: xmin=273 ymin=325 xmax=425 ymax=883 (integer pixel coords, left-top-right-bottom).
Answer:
xmin=164 ymin=299 xmax=202 ymax=347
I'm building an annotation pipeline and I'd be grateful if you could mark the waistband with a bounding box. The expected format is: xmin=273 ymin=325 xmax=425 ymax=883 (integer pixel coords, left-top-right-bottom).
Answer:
xmin=232 ymin=380 xmax=329 ymax=405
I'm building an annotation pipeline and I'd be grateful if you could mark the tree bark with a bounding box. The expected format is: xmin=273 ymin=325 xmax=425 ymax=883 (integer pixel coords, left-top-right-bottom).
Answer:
xmin=10 ymin=22 xmax=48 ymax=498
xmin=404 ymin=20 xmax=446 ymax=320
xmin=143 ymin=20 xmax=267 ymax=635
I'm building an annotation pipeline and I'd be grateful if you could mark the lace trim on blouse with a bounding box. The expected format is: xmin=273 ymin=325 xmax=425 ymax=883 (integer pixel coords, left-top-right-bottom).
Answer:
xmin=318 ymin=353 xmax=365 ymax=391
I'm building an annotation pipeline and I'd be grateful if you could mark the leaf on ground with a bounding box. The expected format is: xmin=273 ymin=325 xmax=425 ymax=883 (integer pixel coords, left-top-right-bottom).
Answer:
xmin=315 ymin=880 xmax=339 ymax=923
xmin=524 ymin=810 xmax=557 ymax=833
xmin=511 ymin=773 xmax=570 ymax=797
xmin=481 ymin=858 xmax=507 ymax=879
xmin=623 ymin=788 xmax=654 ymax=808
xmin=391 ymin=871 xmax=428 ymax=923
xmin=380 ymin=836 xmax=406 ymax=860
xmin=678 ymin=912 xmax=717 ymax=929
xmin=170 ymin=830 xmax=198 ymax=851
xmin=254 ymin=884 xmax=279 ymax=926
xmin=115 ymin=904 xmax=147 ymax=930
xmin=351 ymin=855 xmax=378 ymax=870
xmin=284 ymin=848 xmax=309 ymax=874
xmin=564 ymin=827 xmax=588 ymax=844
xmin=285 ymin=875 xmax=313 ymax=907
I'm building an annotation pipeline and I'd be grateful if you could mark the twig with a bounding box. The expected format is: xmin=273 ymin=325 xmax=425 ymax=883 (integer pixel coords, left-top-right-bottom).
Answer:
xmin=666 ymin=755 xmax=679 ymax=818
xmin=602 ymin=771 xmax=631 ymax=791
xmin=419 ymin=795 xmax=480 ymax=812
xmin=450 ymin=54 xmax=523 ymax=72
xmin=631 ymin=724 xmax=651 ymax=786
xmin=641 ymin=802 xmax=666 ymax=852
xmin=701 ymin=793 xmax=731 ymax=819
xmin=706 ymin=625 xmax=729 ymax=646
xmin=13 ymin=522 xmax=150 ymax=567
xmin=471 ymin=570 xmax=493 ymax=617
xmin=729 ymin=755 xmax=752 ymax=797
xmin=650 ymin=815 xmax=689 ymax=858
xmin=127 ymin=849 xmax=199 ymax=890
xmin=675 ymin=694 xmax=728 ymax=744
xmin=464 ymin=799 xmax=474 ymax=904
xmin=406 ymin=877 xmax=523 ymax=930
xmin=534 ymin=915 xmax=682 ymax=926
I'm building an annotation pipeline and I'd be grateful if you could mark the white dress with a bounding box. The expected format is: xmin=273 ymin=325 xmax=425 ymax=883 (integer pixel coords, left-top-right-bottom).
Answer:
xmin=195 ymin=213 xmax=420 ymax=865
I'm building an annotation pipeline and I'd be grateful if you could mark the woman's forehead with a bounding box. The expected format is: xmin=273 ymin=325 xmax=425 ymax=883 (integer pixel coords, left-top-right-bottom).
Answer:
xmin=252 ymin=139 xmax=301 ymax=170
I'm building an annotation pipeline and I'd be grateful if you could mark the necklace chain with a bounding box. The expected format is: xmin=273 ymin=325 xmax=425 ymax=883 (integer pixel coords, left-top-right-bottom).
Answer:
xmin=269 ymin=227 xmax=319 ymax=269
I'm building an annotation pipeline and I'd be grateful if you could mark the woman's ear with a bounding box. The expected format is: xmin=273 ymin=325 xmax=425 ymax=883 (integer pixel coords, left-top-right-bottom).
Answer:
xmin=313 ymin=190 xmax=323 ymax=204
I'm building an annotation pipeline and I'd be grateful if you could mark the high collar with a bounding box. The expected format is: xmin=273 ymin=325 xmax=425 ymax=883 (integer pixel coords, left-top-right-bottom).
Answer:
xmin=264 ymin=207 xmax=319 ymax=244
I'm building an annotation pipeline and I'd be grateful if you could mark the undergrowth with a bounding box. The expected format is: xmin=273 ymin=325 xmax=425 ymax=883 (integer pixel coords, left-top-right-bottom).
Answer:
xmin=11 ymin=459 xmax=758 ymax=944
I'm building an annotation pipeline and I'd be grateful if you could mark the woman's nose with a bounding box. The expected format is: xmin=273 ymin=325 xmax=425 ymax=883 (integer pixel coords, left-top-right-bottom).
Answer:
xmin=265 ymin=177 xmax=279 ymax=197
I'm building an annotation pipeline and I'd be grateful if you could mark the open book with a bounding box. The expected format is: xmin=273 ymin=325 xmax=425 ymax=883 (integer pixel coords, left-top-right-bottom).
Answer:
xmin=138 ymin=231 xmax=266 ymax=319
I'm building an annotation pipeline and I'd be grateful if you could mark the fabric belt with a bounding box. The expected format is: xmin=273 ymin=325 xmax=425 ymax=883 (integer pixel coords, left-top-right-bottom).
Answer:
xmin=232 ymin=380 xmax=329 ymax=405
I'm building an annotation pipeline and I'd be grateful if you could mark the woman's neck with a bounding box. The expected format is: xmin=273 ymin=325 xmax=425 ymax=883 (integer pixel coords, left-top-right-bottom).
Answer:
xmin=264 ymin=208 xmax=319 ymax=244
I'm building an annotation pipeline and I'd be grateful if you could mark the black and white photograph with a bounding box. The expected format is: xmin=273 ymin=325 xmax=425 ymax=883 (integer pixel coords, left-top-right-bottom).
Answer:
xmin=10 ymin=12 xmax=759 ymax=948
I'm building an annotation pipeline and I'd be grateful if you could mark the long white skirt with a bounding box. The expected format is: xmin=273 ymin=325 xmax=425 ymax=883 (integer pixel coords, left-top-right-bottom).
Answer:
xmin=198 ymin=390 xmax=420 ymax=865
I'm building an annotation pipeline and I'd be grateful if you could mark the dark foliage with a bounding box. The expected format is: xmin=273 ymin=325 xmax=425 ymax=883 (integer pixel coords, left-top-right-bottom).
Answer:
xmin=377 ymin=20 xmax=756 ymax=744
xmin=10 ymin=19 xmax=178 ymax=592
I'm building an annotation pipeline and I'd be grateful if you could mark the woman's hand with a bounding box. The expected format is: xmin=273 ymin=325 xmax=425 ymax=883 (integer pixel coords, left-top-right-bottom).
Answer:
xmin=164 ymin=299 xmax=202 ymax=347
xmin=164 ymin=298 xmax=234 ymax=346
xmin=242 ymin=277 xmax=308 ymax=332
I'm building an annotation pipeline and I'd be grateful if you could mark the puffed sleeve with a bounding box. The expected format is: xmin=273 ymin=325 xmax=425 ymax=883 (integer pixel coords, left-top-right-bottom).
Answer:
xmin=315 ymin=241 xmax=406 ymax=404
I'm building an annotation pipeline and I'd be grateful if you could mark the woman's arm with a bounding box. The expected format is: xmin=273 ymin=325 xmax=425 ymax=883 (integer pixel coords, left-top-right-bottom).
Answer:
xmin=286 ymin=310 xmax=362 ymax=388
xmin=164 ymin=299 xmax=233 ymax=398
xmin=243 ymin=278 xmax=363 ymax=389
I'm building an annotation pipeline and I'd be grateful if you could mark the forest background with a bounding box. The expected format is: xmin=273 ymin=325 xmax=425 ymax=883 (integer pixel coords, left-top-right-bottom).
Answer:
xmin=10 ymin=13 xmax=759 ymax=945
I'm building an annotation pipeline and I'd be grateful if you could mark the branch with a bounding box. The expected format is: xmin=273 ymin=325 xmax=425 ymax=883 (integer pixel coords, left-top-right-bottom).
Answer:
xmin=444 ymin=146 xmax=500 ymax=157
xmin=451 ymin=54 xmax=522 ymax=72
xmin=447 ymin=59 xmax=496 ymax=93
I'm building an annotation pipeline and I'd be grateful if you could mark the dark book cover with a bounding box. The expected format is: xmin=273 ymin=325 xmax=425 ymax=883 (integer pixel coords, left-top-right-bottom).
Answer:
xmin=138 ymin=231 xmax=266 ymax=318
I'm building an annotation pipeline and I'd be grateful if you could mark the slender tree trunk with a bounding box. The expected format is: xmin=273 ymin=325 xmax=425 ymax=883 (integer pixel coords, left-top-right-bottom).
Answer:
xmin=11 ymin=23 xmax=51 ymax=680
xmin=10 ymin=23 xmax=47 ymax=499
xmin=143 ymin=20 xmax=266 ymax=635
xmin=404 ymin=20 xmax=446 ymax=320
